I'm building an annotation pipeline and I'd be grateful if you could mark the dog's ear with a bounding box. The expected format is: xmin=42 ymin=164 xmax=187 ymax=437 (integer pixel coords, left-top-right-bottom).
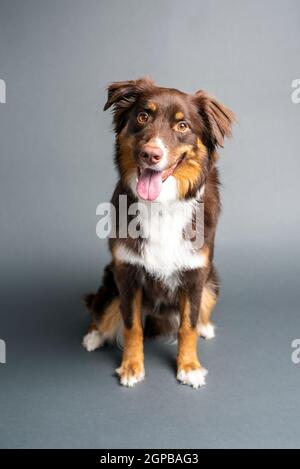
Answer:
xmin=104 ymin=77 xmax=155 ymax=132
xmin=193 ymin=90 xmax=235 ymax=149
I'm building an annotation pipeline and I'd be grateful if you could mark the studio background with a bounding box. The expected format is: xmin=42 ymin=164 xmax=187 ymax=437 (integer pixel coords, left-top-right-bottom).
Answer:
xmin=0 ymin=0 xmax=300 ymax=448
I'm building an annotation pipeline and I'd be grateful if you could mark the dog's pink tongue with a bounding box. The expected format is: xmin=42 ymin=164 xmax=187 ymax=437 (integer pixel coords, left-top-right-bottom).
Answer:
xmin=136 ymin=168 xmax=163 ymax=201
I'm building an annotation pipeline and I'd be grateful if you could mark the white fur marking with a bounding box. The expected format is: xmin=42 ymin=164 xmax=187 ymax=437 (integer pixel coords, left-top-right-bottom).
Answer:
xmin=115 ymin=367 xmax=145 ymax=387
xmin=115 ymin=196 xmax=206 ymax=283
xmin=82 ymin=330 xmax=103 ymax=352
xmin=152 ymin=136 xmax=169 ymax=171
xmin=197 ymin=322 xmax=215 ymax=340
xmin=177 ymin=368 xmax=208 ymax=389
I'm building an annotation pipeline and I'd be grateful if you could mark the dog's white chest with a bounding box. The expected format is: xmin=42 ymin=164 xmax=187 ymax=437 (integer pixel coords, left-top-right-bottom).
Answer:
xmin=141 ymin=200 xmax=200 ymax=278
xmin=115 ymin=196 xmax=206 ymax=284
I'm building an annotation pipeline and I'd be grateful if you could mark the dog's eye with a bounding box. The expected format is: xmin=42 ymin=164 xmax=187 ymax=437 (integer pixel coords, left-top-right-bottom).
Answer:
xmin=137 ymin=112 xmax=149 ymax=124
xmin=174 ymin=121 xmax=189 ymax=132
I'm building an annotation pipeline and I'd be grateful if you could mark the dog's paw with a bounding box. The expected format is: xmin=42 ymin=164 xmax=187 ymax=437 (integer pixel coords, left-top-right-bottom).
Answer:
xmin=197 ymin=321 xmax=215 ymax=340
xmin=82 ymin=330 xmax=104 ymax=352
xmin=116 ymin=361 xmax=145 ymax=387
xmin=177 ymin=366 xmax=208 ymax=389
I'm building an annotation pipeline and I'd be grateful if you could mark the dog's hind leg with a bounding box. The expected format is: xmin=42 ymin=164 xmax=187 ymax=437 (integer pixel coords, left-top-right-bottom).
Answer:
xmin=82 ymin=298 xmax=122 ymax=351
xmin=82 ymin=263 xmax=122 ymax=351
xmin=82 ymin=322 xmax=104 ymax=352
xmin=197 ymin=266 xmax=219 ymax=340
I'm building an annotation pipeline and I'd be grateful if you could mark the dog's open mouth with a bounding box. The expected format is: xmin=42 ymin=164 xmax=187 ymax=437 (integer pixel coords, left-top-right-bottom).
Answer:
xmin=136 ymin=154 xmax=185 ymax=201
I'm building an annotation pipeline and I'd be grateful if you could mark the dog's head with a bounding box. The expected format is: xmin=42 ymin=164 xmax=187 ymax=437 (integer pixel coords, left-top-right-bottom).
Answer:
xmin=104 ymin=77 xmax=235 ymax=201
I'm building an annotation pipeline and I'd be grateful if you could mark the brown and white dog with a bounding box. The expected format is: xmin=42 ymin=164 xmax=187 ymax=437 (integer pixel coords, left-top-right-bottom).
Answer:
xmin=83 ymin=78 xmax=235 ymax=388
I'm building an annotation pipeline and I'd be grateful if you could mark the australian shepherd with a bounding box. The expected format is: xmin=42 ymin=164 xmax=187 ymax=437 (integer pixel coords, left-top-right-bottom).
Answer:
xmin=83 ymin=78 xmax=235 ymax=389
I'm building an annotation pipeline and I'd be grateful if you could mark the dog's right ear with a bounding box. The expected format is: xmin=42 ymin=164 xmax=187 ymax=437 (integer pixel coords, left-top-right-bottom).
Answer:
xmin=103 ymin=77 xmax=155 ymax=132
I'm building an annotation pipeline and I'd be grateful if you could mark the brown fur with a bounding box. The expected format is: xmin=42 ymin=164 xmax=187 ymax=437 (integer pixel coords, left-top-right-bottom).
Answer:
xmin=173 ymin=143 xmax=205 ymax=199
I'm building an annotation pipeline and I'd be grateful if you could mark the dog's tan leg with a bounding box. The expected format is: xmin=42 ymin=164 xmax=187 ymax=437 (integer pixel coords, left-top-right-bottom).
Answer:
xmin=177 ymin=294 xmax=207 ymax=388
xmin=82 ymin=298 xmax=122 ymax=351
xmin=116 ymin=289 xmax=145 ymax=387
xmin=197 ymin=286 xmax=217 ymax=340
xmin=98 ymin=298 xmax=122 ymax=339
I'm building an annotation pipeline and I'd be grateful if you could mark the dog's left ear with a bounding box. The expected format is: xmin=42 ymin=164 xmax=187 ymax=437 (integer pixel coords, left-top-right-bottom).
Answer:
xmin=193 ymin=90 xmax=235 ymax=148
xmin=104 ymin=77 xmax=155 ymax=132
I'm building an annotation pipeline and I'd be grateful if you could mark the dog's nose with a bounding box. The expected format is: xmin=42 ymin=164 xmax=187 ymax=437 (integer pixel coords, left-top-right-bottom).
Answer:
xmin=140 ymin=145 xmax=163 ymax=166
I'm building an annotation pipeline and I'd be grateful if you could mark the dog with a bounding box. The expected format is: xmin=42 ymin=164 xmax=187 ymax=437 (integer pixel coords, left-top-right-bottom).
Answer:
xmin=83 ymin=77 xmax=234 ymax=388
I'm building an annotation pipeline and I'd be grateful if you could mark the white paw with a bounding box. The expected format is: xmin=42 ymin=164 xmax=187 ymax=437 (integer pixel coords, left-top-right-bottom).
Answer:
xmin=197 ymin=322 xmax=215 ymax=340
xmin=82 ymin=330 xmax=104 ymax=352
xmin=177 ymin=368 xmax=208 ymax=389
xmin=115 ymin=367 xmax=145 ymax=387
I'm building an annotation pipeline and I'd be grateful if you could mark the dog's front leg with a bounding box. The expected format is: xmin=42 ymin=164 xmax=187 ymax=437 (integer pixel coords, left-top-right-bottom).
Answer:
xmin=114 ymin=265 xmax=144 ymax=387
xmin=116 ymin=288 xmax=144 ymax=387
xmin=177 ymin=274 xmax=207 ymax=389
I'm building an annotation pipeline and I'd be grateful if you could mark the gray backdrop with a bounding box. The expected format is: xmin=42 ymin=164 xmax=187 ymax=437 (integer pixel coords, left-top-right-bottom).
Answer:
xmin=0 ymin=0 xmax=300 ymax=449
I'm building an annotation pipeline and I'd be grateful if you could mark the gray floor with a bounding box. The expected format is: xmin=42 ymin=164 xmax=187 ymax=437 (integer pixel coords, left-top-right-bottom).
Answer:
xmin=1 ymin=245 xmax=300 ymax=449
